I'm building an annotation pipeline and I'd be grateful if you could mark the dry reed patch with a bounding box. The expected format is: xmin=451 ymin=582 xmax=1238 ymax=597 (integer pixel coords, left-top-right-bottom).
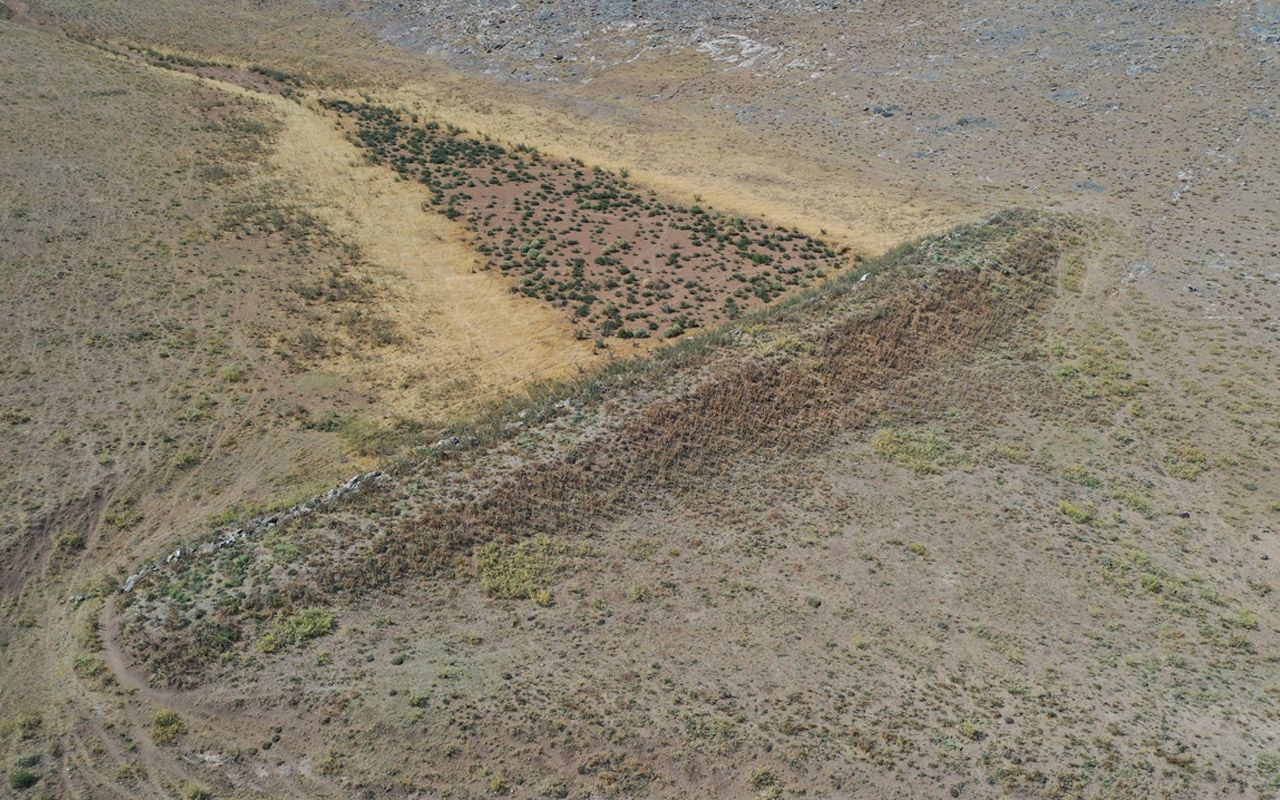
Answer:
xmin=117 ymin=211 xmax=1075 ymax=686
xmin=323 ymin=214 xmax=1069 ymax=590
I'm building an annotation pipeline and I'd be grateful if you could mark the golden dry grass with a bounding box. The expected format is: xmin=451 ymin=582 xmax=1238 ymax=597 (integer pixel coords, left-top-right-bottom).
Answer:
xmin=122 ymin=63 xmax=602 ymax=424
xmin=380 ymin=67 xmax=968 ymax=255
xmin=20 ymin=0 xmax=974 ymax=256
xmin=263 ymin=92 xmax=602 ymax=421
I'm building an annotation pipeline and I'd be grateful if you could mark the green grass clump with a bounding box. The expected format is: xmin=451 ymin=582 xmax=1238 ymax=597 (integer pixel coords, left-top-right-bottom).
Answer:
xmin=871 ymin=428 xmax=966 ymax=475
xmin=305 ymin=409 xmax=410 ymax=457
xmin=748 ymin=767 xmax=778 ymax=789
xmin=1058 ymin=500 xmax=1095 ymax=524
xmin=994 ymin=443 xmax=1031 ymax=462
xmin=476 ymin=535 xmax=585 ymax=605
xmin=15 ymin=714 xmax=41 ymax=740
xmin=54 ymin=529 xmax=85 ymax=555
xmin=626 ymin=538 xmax=658 ymax=561
xmin=150 ymin=709 xmax=183 ymax=745
xmin=181 ymin=782 xmax=212 ymax=800
xmin=9 ymin=769 xmax=39 ymax=790
xmin=258 ymin=608 xmax=336 ymax=653
xmin=682 ymin=713 xmax=741 ymax=755
xmin=1166 ymin=446 xmax=1207 ymax=480
xmin=1060 ymin=463 xmax=1101 ymax=487
xmin=1108 ymin=486 xmax=1152 ymax=515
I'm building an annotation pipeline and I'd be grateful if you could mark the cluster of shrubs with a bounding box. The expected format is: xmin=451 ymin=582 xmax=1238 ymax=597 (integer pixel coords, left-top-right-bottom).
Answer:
xmin=320 ymin=99 xmax=851 ymax=339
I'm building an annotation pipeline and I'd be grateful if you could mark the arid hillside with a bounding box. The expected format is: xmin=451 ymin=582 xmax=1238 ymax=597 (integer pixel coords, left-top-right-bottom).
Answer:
xmin=1 ymin=1 xmax=1278 ymax=799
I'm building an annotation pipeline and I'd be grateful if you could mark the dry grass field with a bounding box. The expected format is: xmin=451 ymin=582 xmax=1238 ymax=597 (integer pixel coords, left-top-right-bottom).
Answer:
xmin=1 ymin=0 xmax=1278 ymax=798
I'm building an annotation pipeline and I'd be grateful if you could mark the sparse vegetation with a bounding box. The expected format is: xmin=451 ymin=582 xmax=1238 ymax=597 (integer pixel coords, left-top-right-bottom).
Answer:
xmin=3 ymin=5 xmax=1276 ymax=797
xmin=1057 ymin=499 xmax=1095 ymax=524
xmin=871 ymin=428 xmax=967 ymax=475
xmin=150 ymin=709 xmax=184 ymax=745
xmin=319 ymin=99 xmax=851 ymax=339
xmin=1166 ymin=445 xmax=1208 ymax=480
xmin=476 ymin=536 xmax=586 ymax=604
xmin=9 ymin=769 xmax=39 ymax=790
xmin=181 ymin=782 xmax=212 ymax=800
xmin=257 ymin=608 xmax=336 ymax=653
xmin=749 ymin=767 xmax=778 ymax=789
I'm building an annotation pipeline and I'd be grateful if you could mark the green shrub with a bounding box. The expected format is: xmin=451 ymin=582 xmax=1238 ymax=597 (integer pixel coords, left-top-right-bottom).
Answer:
xmin=1060 ymin=463 xmax=1100 ymax=487
xmin=957 ymin=719 xmax=984 ymax=741
xmin=1058 ymin=500 xmax=1095 ymax=524
xmin=150 ymin=709 xmax=183 ymax=745
xmin=626 ymin=539 xmax=658 ymax=561
xmin=181 ymin=782 xmax=212 ymax=800
xmin=871 ymin=428 xmax=966 ymax=475
xmin=1108 ymin=486 xmax=1152 ymax=515
xmin=9 ymin=769 xmax=39 ymax=790
xmin=54 ymin=529 xmax=85 ymax=554
xmin=258 ymin=608 xmax=336 ymax=653
xmin=476 ymin=536 xmax=585 ymax=604
xmin=1166 ymin=446 xmax=1207 ymax=479
xmin=748 ymin=767 xmax=777 ymax=789
xmin=15 ymin=714 xmax=41 ymax=739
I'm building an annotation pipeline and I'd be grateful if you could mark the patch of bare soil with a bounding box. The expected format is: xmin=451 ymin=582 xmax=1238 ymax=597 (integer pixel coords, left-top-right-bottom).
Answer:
xmin=323 ymin=99 xmax=853 ymax=341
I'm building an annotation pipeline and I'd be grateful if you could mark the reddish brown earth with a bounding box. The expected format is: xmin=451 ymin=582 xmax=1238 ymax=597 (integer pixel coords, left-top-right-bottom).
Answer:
xmin=323 ymin=99 xmax=854 ymax=341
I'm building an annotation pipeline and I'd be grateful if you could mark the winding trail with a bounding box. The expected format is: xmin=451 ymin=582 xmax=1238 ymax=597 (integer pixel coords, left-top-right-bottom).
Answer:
xmin=99 ymin=596 xmax=347 ymax=797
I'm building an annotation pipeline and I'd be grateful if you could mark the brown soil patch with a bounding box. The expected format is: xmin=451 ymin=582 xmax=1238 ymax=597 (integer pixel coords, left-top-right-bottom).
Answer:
xmin=323 ymin=99 xmax=854 ymax=342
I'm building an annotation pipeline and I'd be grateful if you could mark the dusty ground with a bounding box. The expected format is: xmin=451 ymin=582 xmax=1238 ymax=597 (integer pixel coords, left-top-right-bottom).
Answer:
xmin=1 ymin=0 xmax=1278 ymax=798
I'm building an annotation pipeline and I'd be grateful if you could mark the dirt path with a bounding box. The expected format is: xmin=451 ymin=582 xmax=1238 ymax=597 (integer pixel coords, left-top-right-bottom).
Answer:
xmin=99 ymin=599 xmax=184 ymax=701
xmin=99 ymin=597 xmax=346 ymax=797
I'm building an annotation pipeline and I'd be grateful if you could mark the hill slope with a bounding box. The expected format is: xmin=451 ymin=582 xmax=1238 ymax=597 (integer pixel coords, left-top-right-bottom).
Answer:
xmin=1 ymin=1 xmax=1278 ymax=799
xmin=112 ymin=212 xmax=1280 ymax=798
